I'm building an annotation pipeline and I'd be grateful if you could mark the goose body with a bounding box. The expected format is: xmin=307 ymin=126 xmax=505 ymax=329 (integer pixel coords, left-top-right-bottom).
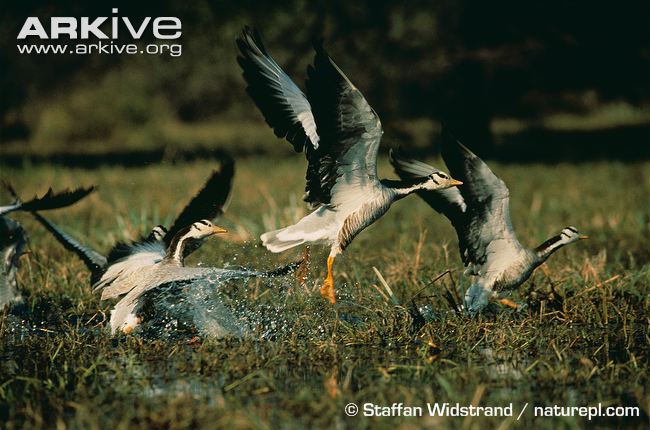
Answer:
xmin=110 ymin=219 xmax=226 ymax=334
xmin=237 ymin=27 xmax=461 ymax=303
xmin=390 ymin=131 xmax=587 ymax=312
xmin=32 ymin=157 xmax=234 ymax=299
xmin=109 ymin=220 xmax=299 ymax=334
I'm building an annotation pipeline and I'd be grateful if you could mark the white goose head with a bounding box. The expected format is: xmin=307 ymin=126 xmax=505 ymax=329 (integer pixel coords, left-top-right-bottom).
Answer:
xmin=165 ymin=220 xmax=227 ymax=264
xmin=535 ymin=226 xmax=588 ymax=261
xmin=147 ymin=225 xmax=168 ymax=242
xmin=557 ymin=226 xmax=589 ymax=245
xmin=421 ymin=171 xmax=463 ymax=191
xmin=178 ymin=220 xmax=227 ymax=243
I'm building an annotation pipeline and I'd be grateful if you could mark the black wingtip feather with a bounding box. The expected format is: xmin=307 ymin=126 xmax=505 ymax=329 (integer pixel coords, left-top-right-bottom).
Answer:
xmin=236 ymin=25 xmax=311 ymax=153
xmin=4 ymin=185 xmax=96 ymax=213
xmin=163 ymin=154 xmax=235 ymax=247
xmin=304 ymin=41 xmax=362 ymax=207
xmin=35 ymin=186 xmax=95 ymax=211
xmin=236 ymin=26 xmax=267 ymax=60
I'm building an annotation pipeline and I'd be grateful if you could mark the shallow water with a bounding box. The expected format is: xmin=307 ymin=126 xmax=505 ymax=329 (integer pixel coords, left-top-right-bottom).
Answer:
xmin=136 ymin=274 xmax=321 ymax=341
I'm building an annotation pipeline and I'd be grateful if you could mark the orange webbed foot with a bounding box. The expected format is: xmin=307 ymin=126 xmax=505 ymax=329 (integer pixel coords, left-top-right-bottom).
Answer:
xmin=320 ymin=256 xmax=336 ymax=304
xmin=496 ymin=298 xmax=518 ymax=309
xmin=320 ymin=276 xmax=336 ymax=304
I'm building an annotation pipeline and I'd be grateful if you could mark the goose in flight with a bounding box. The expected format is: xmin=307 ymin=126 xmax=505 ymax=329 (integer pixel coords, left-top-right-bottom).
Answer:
xmin=237 ymin=27 xmax=462 ymax=303
xmin=1 ymin=183 xmax=95 ymax=309
xmin=30 ymin=157 xmax=234 ymax=299
xmin=390 ymin=130 xmax=588 ymax=312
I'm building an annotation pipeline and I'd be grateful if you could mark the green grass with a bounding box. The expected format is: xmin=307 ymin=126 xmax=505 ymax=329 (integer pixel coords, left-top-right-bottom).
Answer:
xmin=4 ymin=101 xmax=650 ymax=157
xmin=1 ymin=156 xmax=649 ymax=429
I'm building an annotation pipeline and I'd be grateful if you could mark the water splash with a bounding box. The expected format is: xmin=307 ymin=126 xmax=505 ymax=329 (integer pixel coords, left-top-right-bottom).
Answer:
xmin=135 ymin=270 xmax=315 ymax=341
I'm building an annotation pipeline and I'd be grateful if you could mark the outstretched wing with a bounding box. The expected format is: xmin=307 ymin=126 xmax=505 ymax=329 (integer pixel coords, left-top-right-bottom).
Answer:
xmin=389 ymin=148 xmax=466 ymax=220
xmin=0 ymin=185 xmax=95 ymax=215
xmin=236 ymin=26 xmax=319 ymax=151
xmin=441 ymin=130 xmax=522 ymax=269
xmin=164 ymin=155 xmax=235 ymax=248
xmin=304 ymin=43 xmax=384 ymax=208
xmin=31 ymin=212 xmax=107 ymax=274
xmin=107 ymin=258 xmax=301 ymax=335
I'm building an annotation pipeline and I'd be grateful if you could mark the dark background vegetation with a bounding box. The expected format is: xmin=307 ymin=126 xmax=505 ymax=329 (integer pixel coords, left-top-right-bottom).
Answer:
xmin=1 ymin=0 xmax=649 ymax=163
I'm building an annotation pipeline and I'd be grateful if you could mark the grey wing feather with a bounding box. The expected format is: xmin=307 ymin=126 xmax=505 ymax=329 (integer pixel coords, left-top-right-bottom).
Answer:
xmin=441 ymin=130 xmax=522 ymax=268
xmin=304 ymin=43 xmax=384 ymax=207
xmin=96 ymin=242 xmax=166 ymax=298
xmin=441 ymin=130 xmax=509 ymax=206
xmin=389 ymin=148 xmax=466 ymax=220
xmin=236 ymin=27 xmax=319 ymax=151
xmin=31 ymin=212 xmax=107 ymax=273
xmin=388 ymin=149 xmax=440 ymax=177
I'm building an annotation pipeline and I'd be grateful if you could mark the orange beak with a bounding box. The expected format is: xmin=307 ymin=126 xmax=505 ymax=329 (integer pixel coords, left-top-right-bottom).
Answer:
xmin=211 ymin=226 xmax=228 ymax=235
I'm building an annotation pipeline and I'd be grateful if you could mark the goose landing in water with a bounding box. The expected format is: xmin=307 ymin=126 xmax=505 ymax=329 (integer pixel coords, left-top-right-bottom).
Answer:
xmin=237 ymin=27 xmax=462 ymax=303
xmin=109 ymin=219 xmax=299 ymax=335
xmin=111 ymin=219 xmax=226 ymax=334
xmin=390 ymin=131 xmax=588 ymax=313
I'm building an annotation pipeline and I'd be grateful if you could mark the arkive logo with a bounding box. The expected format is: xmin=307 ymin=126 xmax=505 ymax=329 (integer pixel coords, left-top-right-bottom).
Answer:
xmin=17 ymin=8 xmax=181 ymax=40
xmin=16 ymin=8 xmax=182 ymax=57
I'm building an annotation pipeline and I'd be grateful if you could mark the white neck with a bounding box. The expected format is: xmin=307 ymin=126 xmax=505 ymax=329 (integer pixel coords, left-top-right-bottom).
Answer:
xmin=382 ymin=178 xmax=432 ymax=199
xmin=535 ymin=235 xmax=568 ymax=262
xmin=171 ymin=241 xmax=185 ymax=263
xmin=394 ymin=184 xmax=426 ymax=197
xmin=165 ymin=232 xmax=193 ymax=265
